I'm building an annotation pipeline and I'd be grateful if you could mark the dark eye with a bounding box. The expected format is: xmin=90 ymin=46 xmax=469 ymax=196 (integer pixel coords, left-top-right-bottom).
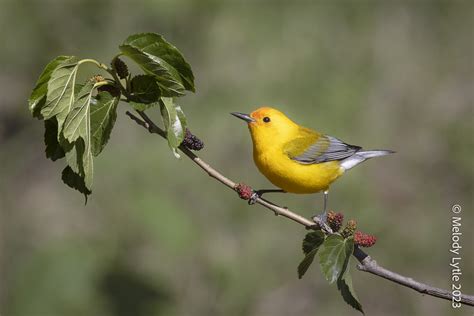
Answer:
xmin=263 ymin=117 xmax=271 ymax=123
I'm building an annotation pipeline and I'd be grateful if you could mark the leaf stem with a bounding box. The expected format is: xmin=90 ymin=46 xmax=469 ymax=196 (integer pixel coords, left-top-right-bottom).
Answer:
xmin=78 ymin=58 xmax=109 ymax=71
xmin=93 ymin=81 xmax=109 ymax=89
xmin=112 ymin=53 xmax=124 ymax=61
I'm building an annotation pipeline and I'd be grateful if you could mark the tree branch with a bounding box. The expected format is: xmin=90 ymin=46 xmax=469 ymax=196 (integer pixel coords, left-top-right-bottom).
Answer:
xmin=126 ymin=110 xmax=474 ymax=307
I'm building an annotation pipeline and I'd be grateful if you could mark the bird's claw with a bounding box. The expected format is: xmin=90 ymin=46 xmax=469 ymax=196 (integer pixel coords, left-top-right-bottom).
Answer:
xmin=248 ymin=192 xmax=259 ymax=205
xmin=314 ymin=212 xmax=327 ymax=223
xmin=312 ymin=213 xmax=332 ymax=233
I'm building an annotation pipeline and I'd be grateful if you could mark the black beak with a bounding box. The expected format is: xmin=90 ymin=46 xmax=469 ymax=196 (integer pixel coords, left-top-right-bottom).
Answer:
xmin=231 ymin=112 xmax=255 ymax=123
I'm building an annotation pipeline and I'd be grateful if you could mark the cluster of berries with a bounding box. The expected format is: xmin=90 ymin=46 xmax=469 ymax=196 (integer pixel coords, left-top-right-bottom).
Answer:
xmin=326 ymin=211 xmax=377 ymax=247
xmin=182 ymin=129 xmax=204 ymax=151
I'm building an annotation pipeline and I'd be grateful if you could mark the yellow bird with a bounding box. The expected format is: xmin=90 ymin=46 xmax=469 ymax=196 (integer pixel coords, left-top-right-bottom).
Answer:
xmin=231 ymin=107 xmax=394 ymax=220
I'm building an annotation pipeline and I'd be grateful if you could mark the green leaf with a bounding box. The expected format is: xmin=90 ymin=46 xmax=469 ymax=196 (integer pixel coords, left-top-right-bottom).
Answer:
xmin=119 ymin=47 xmax=183 ymax=96
xmin=298 ymin=248 xmax=317 ymax=279
xmin=120 ymin=33 xmax=195 ymax=96
xmin=337 ymin=267 xmax=364 ymax=314
xmin=120 ymin=43 xmax=183 ymax=96
xmin=90 ymin=91 xmax=119 ymax=156
xmin=336 ymin=238 xmax=363 ymax=314
xmin=298 ymin=231 xmax=325 ymax=279
xmin=41 ymin=57 xmax=80 ymax=131
xmin=29 ymin=56 xmax=72 ymax=118
xmin=63 ymin=137 xmax=85 ymax=176
xmin=318 ymin=234 xmax=353 ymax=284
xmin=160 ymin=97 xmax=185 ymax=158
xmin=44 ymin=118 xmax=65 ymax=161
xmin=63 ymin=80 xmax=95 ymax=142
xmin=61 ymin=166 xmax=91 ymax=199
xmin=302 ymin=230 xmax=325 ymax=255
xmin=130 ymin=101 xmax=159 ymax=112
xmin=175 ymin=104 xmax=187 ymax=127
xmin=128 ymin=75 xmax=161 ymax=111
xmin=62 ymin=80 xmax=97 ymax=189
xmin=129 ymin=75 xmax=161 ymax=103
xmin=122 ymin=33 xmax=195 ymax=91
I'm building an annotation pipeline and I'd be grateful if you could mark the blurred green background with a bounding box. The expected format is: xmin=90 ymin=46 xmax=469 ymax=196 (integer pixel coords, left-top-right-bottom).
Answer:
xmin=1 ymin=1 xmax=473 ymax=315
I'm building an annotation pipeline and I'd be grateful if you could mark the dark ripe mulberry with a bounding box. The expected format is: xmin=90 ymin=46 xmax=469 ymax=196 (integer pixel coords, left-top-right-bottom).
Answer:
xmin=235 ymin=183 xmax=253 ymax=200
xmin=327 ymin=211 xmax=344 ymax=232
xmin=97 ymin=84 xmax=121 ymax=98
xmin=181 ymin=129 xmax=204 ymax=151
xmin=354 ymin=231 xmax=377 ymax=247
xmin=112 ymin=57 xmax=129 ymax=79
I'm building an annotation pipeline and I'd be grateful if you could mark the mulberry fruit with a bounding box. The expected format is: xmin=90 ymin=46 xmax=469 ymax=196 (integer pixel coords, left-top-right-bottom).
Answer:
xmin=97 ymin=84 xmax=121 ymax=98
xmin=112 ymin=57 xmax=129 ymax=79
xmin=327 ymin=211 xmax=344 ymax=232
xmin=354 ymin=231 xmax=377 ymax=247
xmin=235 ymin=183 xmax=253 ymax=200
xmin=181 ymin=129 xmax=204 ymax=151
xmin=342 ymin=219 xmax=357 ymax=238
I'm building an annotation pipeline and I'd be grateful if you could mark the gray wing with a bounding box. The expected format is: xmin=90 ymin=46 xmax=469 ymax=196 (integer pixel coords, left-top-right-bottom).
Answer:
xmin=290 ymin=135 xmax=362 ymax=164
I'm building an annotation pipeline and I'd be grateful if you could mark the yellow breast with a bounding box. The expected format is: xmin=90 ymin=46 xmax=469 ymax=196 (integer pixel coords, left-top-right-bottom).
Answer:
xmin=253 ymin=145 xmax=344 ymax=194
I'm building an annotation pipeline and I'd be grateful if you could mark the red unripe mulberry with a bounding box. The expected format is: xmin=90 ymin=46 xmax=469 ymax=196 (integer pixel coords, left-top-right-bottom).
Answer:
xmin=354 ymin=231 xmax=377 ymax=247
xmin=235 ymin=183 xmax=253 ymax=200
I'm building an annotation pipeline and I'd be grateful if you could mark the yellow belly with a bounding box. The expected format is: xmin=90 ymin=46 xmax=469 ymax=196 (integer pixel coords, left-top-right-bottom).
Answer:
xmin=253 ymin=149 xmax=344 ymax=194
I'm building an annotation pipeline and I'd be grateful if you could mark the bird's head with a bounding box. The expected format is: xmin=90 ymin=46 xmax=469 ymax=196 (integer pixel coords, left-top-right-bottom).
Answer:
xmin=231 ymin=107 xmax=298 ymax=144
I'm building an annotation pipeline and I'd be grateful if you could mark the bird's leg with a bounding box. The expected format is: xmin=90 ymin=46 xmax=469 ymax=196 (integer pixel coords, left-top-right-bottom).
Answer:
xmin=322 ymin=190 xmax=329 ymax=219
xmin=311 ymin=190 xmax=331 ymax=231
xmin=249 ymin=189 xmax=286 ymax=205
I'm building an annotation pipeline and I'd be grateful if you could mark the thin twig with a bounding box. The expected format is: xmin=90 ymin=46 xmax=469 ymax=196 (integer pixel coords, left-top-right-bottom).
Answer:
xmin=126 ymin=110 xmax=474 ymax=307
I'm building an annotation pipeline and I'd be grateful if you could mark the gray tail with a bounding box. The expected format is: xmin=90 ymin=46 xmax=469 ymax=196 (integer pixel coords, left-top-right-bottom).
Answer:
xmin=340 ymin=150 xmax=395 ymax=170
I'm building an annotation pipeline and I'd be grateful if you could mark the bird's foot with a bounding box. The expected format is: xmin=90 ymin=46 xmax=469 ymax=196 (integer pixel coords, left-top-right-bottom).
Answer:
xmin=314 ymin=211 xmax=327 ymax=223
xmin=248 ymin=189 xmax=285 ymax=205
xmin=248 ymin=191 xmax=262 ymax=205
xmin=248 ymin=191 xmax=260 ymax=205
xmin=249 ymin=190 xmax=271 ymax=205
xmin=311 ymin=212 xmax=332 ymax=233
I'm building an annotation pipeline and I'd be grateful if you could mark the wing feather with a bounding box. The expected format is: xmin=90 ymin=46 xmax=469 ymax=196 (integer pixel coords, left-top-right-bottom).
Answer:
xmin=285 ymin=132 xmax=361 ymax=164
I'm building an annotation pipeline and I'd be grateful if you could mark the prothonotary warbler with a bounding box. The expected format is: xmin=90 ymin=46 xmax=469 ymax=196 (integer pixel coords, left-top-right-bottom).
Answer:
xmin=231 ymin=107 xmax=394 ymax=221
